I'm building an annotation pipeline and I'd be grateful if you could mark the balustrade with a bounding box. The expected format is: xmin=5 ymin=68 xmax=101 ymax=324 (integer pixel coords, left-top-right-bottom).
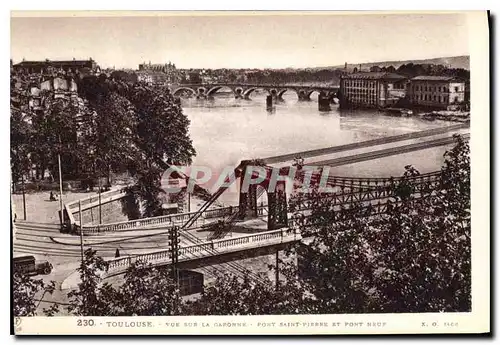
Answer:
xmin=103 ymin=226 xmax=300 ymax=277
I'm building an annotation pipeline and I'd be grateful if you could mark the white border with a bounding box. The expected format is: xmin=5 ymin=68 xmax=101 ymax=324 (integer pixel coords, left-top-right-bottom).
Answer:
xmin=2 ymin=2 xmax=496 ymax=343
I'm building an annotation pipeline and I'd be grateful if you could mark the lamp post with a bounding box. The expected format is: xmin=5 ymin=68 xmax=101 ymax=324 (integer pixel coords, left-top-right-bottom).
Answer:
xmin=79 ymin=200 xmax=84 ymax=263
xmin=57 ymin=152 xmax=64 ymax=228
xmin=98 ymin=173 xmax=102 ymax=225
xmin=21 ymin=174 xmax=26 ymax=220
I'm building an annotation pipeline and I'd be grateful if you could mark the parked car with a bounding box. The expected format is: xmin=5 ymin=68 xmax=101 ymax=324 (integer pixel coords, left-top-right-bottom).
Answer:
xmin=13 ymin=255 xmax=53 ymax=276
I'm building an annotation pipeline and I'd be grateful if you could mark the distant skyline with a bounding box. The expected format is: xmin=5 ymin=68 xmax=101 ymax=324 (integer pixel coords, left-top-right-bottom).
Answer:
xmin=11 ymin=12 xmax=470 ymax=70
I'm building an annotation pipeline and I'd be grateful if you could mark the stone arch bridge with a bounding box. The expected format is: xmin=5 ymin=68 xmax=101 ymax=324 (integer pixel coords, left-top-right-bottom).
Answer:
xmin=169 ymin=83 xmax=340 ymax=101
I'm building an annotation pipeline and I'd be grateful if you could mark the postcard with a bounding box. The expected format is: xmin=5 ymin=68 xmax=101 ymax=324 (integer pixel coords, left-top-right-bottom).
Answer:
xmin=10 ymin=10 xmax=489 ymax=335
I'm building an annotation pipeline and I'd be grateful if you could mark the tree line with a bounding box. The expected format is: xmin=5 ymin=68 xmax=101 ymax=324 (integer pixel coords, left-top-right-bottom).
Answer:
xmin=368 ymin=63 xmax=470 ymax=80
xmin=10 ymin=72 xmax=196 ymax=218
xmin=13 ymin=136 xmax=470 ymax=316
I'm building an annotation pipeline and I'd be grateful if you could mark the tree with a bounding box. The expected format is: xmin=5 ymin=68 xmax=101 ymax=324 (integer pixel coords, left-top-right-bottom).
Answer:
xmin=118 ymin=262 xmax=182 ymax=316
xmin=288 ymin=135 xmax=471 ymax=313
xmin=77 ymin=75 xmax=196 ymax=218
xmin=13 ymin=271 xmax=56 ymax=317
xmin=185 ymin=272 xmax=305 ymax=315
xmin=289 ymin=196 xmax=378 ymax=313
xmin=77 ymin=75 xmax=138 ymax=185
xmin=66 ymin=248 xmax=119 ymax=316
xmin=94 ymin=93 xmax=137 ymax=185
xmin=124 ymin=84 xmax=196 ymax=217
xmin=10 ymin=106 xmax=33 ymax=190
xmin=29 ymin=92 xmax=81 ymax=180
xmin=62 ymin=250 xmax=182 ymax=316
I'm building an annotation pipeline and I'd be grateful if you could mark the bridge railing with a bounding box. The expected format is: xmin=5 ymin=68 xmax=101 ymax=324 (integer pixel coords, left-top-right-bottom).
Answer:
xmin=105 ymin=226 xmax=300 ymax=276
xmin=74 ymin=205 xmax=245 ymax=235
xmin=292 ymin=171 xmax=441 ymax=211
xmin=66 ymin=188 xmax=126 ymax=211
xmin=289 ymin=173 xmax=440 ymax=232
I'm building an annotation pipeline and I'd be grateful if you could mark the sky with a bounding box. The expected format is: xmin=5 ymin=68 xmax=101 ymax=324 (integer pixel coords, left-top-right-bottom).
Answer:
xmin=10 ymin=12 xmax=470 ymax=69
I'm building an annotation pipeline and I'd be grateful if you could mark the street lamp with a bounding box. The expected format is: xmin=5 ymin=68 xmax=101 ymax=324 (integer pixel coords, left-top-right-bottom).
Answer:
xmin=96 ymin=157 xmax=102 ymax=225
xmin=21 ymin=174 xmax=26 ymax=220
xmin=58 ymin=151 xmax=64 ymax=228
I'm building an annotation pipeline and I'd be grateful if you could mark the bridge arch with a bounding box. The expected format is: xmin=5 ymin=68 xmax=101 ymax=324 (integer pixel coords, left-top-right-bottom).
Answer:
xmin=277 ymin=88 xmax=300 ymax=100
xmin=305 ymin=90 xmax=323 ymax=101
xmin=206 ymin=85 xmax=223 ymax=97
xmin=172 ymin=87 xmax=196 ymax=97
xmin=242 ymin=87 xmax=269 ymax=99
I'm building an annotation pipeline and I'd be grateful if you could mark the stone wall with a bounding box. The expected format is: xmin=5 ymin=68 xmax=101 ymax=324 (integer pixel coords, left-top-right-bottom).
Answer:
xmin=73 ymin=198 xmax=129 ymax=225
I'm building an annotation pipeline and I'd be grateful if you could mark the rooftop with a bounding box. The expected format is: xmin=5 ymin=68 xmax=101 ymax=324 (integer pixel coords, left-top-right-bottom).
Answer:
xmin=13 ymin=59 xmax=96 ymax=67
xmin=411 ymin=75 xmax=462 ymax=82
xmin=342 ymin=72 xmax=407 ymax=80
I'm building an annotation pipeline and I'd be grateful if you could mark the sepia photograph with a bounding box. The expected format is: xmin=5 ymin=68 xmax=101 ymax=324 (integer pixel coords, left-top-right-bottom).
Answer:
xmin=9 ymin=10 xmax=489 ymax=335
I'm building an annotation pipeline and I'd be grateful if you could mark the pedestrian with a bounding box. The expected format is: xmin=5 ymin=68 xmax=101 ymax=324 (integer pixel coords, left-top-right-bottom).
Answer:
xmin=115 ymin=248 xmax=120 ymax=258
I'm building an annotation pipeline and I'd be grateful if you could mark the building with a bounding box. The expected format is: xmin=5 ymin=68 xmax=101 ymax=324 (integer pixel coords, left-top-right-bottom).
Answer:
xmin=12 ymin=58 xmax=100 ymax=75
xmin=408 ymin=76 xmax=466 ymax=109
xmin=136 ymin=71 xmax=169 ymax=85
xmin=339 ymin=72 xmax=407 ymax=109
xmin=138 ymin=61 xmax=176 ymax=73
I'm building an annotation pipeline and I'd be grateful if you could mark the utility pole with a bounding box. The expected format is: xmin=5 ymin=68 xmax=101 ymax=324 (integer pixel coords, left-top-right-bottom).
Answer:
xmin=21 ymin=174 xmax=26 ymax=220
xmin=98 ymin=174 xmax=102 ymax=225
xmin=275 ymin=249 xmax=280 ymax=291
xmin=169 ymin=226 xmax=180 ymax=287
xmin=57 ymin=152 xmax=64 ymax=228
xmin=79 ymin=200 xmax=84 ymax=263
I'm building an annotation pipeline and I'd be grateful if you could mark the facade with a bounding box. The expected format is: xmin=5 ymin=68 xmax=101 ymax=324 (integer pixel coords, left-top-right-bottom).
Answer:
xmin=339 ymin=72 xmax=407 ymax=109
xmin=408 ymin=76 xmax=466 ymax=109
xmin=137 ymin=61 xmax=178 ymax=84
xmin=136 ymin=71 xmax=169 ymax=85
xmin=27 ymin=77 xmax=79 ymax=109
xmin=12 ymin=58 xmax=100 ymax=75
xmin=138 ymin=61 xmax=176 ymax=73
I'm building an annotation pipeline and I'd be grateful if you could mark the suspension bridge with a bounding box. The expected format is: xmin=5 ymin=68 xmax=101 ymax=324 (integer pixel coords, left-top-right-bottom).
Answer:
xmin=14 ymin=122 xmax=469 ymax=289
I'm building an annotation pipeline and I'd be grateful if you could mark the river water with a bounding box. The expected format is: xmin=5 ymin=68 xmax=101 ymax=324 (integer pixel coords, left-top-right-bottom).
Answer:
xmin=175 ymin=91 xmax=455 ymax=204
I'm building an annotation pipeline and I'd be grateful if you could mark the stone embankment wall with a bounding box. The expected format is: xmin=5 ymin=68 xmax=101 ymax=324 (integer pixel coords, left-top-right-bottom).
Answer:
xmin=73 ymin=199 xmax=129 ymax=225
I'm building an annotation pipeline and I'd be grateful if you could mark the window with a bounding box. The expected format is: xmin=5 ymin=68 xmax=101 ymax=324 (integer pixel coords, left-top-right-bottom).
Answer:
xmin=455 ymin=86 xmax=459 ymax=92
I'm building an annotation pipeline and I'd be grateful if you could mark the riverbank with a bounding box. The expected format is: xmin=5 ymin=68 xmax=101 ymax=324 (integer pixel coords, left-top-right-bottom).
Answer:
xmin=419 ymin=110 xmax=470 ymax=123
xmin=381 ymin=108 xmax=469 ymax=123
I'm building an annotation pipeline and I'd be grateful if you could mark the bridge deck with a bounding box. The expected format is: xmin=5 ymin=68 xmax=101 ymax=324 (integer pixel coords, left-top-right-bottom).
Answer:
xmin=263 ymin=123 xmax=469 ymax=165
xmin=308 ymin=133 xmax=469 ymax=167
xmin=105 ymin=227 xmax=301 ymax=276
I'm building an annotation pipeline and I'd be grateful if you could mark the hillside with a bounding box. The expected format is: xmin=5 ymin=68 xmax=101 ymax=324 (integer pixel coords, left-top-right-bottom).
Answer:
xmin=330 ymin=55 xmax=470 ymax=71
